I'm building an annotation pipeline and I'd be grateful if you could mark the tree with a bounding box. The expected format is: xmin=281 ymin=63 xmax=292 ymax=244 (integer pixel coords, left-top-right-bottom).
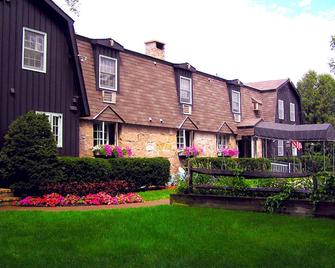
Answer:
xmin=330 ymin=35 xmax=335 ymax=74
xmin=297 ymin=70 xmax=335 ymax=126
xmin=63 ymin=0 xmax=80 ymax=16
xmin=0 ymin=112 xmax=60 ymax=195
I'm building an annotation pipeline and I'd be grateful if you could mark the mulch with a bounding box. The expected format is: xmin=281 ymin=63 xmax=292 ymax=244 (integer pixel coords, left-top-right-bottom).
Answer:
xmin=0 ymin=199 xmax=170 ymax=211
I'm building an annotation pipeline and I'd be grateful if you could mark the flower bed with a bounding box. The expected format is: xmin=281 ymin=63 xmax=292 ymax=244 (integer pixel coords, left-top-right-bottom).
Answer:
xmin=15 ymin=192 xmax=143 ymax=207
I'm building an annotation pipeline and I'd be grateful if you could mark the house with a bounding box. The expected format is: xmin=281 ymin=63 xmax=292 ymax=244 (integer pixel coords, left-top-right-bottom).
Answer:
xmin=0 ymin=0 xmax=89 ymax=156
xmin=76 ymin=36 xmax=247 ymax=172
xmin=237 ymin=79 xmax=303 ymax=158
xmin=2 ymin=1 xmax=332 ymax=174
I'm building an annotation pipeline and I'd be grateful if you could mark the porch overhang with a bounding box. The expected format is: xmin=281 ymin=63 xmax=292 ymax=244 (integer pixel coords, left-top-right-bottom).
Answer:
xmin=254 ymin=122 xmax=335 ymax=142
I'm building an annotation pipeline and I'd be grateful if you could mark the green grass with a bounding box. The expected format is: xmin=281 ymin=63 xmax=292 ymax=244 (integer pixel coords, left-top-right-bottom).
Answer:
xmin=1 ymin=206 xmax=335 ymax=268
xmin=138 ymin=188 xmax=175 ymax=201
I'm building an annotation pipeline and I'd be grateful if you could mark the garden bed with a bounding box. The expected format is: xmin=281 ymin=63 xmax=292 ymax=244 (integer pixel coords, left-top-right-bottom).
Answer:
xmin=170 ymin=193 xmax=335 ymax=218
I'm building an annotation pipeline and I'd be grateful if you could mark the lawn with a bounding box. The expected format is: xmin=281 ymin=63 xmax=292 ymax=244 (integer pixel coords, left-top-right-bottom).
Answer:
xmin=138 ymin=188 xmax=175 ymax=201
xmin=1 ymin=206 xmax=335 ymax=268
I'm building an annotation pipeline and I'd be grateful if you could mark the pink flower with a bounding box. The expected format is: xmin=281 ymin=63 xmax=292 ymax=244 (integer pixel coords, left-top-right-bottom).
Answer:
xmin=104 ymin=144 xmax=113 ymax=156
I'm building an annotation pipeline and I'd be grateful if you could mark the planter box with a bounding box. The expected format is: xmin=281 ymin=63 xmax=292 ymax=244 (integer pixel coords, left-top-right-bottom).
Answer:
xmin=170 ymin=193 xmax=335 ymax=218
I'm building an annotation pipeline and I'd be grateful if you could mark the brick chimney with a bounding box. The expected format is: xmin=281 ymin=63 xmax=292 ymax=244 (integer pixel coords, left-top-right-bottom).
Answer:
xmin=145 ymin=40 xmax=165 ymax=60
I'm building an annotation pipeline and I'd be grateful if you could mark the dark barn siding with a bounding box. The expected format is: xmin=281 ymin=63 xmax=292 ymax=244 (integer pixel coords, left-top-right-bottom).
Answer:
xmin=0 ymin=0 xmax=81 ymax=156
xmin=276 ymin=83 xmax=302 ymax=125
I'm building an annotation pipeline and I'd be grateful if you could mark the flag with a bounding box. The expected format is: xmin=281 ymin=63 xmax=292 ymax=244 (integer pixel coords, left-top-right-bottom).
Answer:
xmin=291 ymin=140 xmax=302 ymax=151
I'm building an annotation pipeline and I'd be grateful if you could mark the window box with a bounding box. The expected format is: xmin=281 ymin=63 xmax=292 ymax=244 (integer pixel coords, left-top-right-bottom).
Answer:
xmin=92 ymin=144 xmax=133 ymax=158
xmin=177 ymin=146 xmax=203 ymax=158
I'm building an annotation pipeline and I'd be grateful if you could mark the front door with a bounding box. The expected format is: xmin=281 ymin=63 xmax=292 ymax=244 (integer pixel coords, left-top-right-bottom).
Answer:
xmin=238 ymin=137 xmax=251 ymax=157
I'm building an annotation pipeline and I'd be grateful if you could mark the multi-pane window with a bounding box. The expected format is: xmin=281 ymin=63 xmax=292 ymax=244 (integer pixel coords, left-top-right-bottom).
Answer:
xmin=290 ymin=103 xmax=295 ymax=122
xmin=180 ymin=76 xmax=192 ymax=104
xmin=278 ymin=140 xmax=284 ymax=156
xmin=99 ymin=55 xmax=117 ymax=90
xmin=217 ymin=134 xmax=230 ymax=150
xmin=93 ymin=122 xmax=117 ymax=146
xmin=22 ymin=27 xmax=47 ymax=72
xmin=232 ymin=90 xmax=241 ymax=114
xmin=36 ymin=112 xmax=62 ymax=147
xmin=177 ymin=129 xmax=192 ymax=148
xmin=278 ymin=100 xmax=284 ymax=120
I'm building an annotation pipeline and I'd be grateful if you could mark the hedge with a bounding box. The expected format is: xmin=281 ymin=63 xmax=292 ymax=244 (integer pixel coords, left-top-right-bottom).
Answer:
xmin=58 ymin=157 xmax=170 ymax=189
xmin=189 ymin=157 xmax=271 ymax=172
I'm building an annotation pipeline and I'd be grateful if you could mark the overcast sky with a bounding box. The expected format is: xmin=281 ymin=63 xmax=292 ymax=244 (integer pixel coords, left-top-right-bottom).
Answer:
xmin=55 ymin=0 xmax=335 ymax=84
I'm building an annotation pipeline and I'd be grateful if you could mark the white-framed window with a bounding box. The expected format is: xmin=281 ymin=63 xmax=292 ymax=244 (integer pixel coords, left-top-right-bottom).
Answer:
xmin=217 ymin=134 xmax=230 ymax=150
xmin=278 ymin=140 xmax=284 ymax=156
xmin=180 ymin=76 xmax=192 ymax=104
xmin=232 ymin=90 xmax=241 ymax=114
xmin=177 ymin=129 xmax=193 ymax=148
xmin=93 ymin=122 xmax=118 ymax=146
xmin=22 ymin=27 xmax=47 ymax=73
xmin=278 ymin=100 xmax=284 ymax=120
xmin=292 ymin=145 xmax=297 ymax=156
xmin=99 ymin=55 xmax=117 ymax=91
xmin=290 ymin=103 xmax=295 ymax=122
xmin=36 ymin=112 xmax=63 ymax=148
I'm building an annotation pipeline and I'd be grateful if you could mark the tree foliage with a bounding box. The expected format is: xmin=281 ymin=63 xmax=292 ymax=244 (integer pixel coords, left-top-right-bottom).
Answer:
xmin=297 ymin=70 xmax=335 ymax=126
xmin=330 ymin=35 xmax=335 ymax=74
xmin=64 ymin=0 xmax=80 ymax=16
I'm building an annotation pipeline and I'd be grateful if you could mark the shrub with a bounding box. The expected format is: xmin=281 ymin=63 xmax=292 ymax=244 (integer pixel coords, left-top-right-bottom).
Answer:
xmin=57 ymin=157 xmax=112 ymax=182
xmin=39 ymin=180 xmax=135 ymax=196
xmin=108 ymin=157 xmax=170 ymax=188
xmin=56 ymin=156 xmax=170 ymax=190
xmin=0 ymin=112 xmax=60 ymax=195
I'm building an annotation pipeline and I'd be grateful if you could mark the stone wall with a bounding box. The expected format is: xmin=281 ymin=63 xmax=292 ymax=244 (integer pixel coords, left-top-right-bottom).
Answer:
xmin=79 ymin=121 xmax=240 ymax=174
xmin=79 ymin=120 xmax=93 ymax=157
xmin=118 ymin=124 xmax=180 ymax=174
xmin=193 ymin=132 xmax=217 ymax=157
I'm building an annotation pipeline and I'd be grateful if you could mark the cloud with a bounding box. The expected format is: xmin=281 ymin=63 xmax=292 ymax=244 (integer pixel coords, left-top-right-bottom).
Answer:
xmin=298 ymin=0 xmax=312 ymax=9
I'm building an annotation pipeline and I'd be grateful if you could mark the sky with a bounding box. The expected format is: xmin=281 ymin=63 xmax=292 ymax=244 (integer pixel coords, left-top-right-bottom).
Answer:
xmin=54 ymin=0 xmax=335 ymax=84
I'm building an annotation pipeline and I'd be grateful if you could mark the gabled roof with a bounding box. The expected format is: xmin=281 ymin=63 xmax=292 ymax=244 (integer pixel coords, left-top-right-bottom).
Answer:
xmin=93 ymin=106 xmax=125 ymax=123
xmin=217 ymin=122 xmax=235 ymax=134
xmin=237 ymin=118 xmax=263 ymax=128
xmin=178 ymin=117 xmax=198 ymax=130
xmin=42 ymin=0 xmax=89 ymax=116
xmin=246 ymin=79 xmax=289 ymax=91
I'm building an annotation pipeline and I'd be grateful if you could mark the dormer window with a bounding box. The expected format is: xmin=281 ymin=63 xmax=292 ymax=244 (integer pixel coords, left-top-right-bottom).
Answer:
xmin=180 ymin=76 xmax=192 ymax=104
xmin=99 ymin=55 xmax=117 ymax=91
xmin=232 ymin=90 xmax=240 ymax=114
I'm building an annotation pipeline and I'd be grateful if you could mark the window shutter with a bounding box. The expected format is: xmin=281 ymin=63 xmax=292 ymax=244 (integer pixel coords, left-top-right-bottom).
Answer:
xmin=290 ymin=103 xmax=295 ymax=122
xmin=278 ymin=100 xmax=284 ymax=120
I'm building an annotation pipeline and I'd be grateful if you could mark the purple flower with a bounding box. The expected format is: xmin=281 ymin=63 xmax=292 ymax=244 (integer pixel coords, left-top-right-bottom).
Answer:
xmin=114 ymin=146 xmax=124 ymax=158
xmin=125 ymin=146 xmax=133 ymax=157
xmin=104 ymin=144 xmax=113 ymax=156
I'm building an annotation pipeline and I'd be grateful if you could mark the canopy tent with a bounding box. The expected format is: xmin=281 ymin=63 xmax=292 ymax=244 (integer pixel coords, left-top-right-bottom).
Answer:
xmin=254 ymin=122 xmax=335 ymax=142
